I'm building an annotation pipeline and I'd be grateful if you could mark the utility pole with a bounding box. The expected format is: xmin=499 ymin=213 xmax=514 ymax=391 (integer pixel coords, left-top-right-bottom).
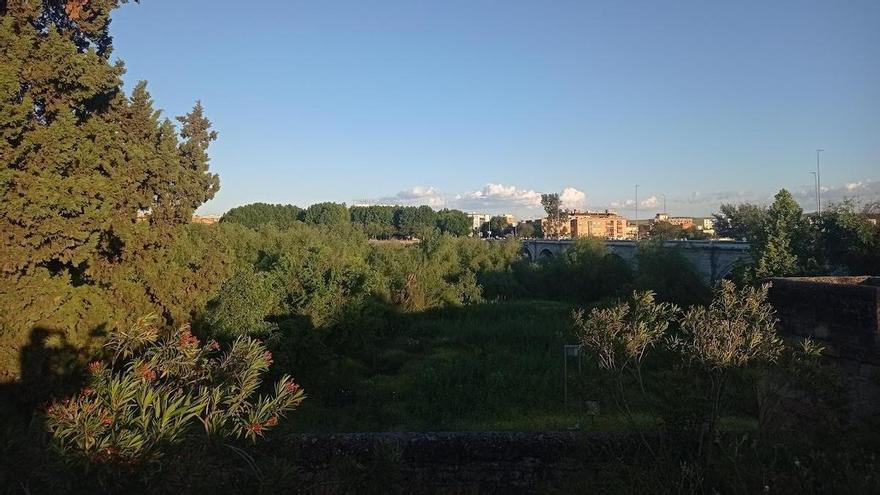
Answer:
xmin=634 ymin=184 xmax=640 ymax=242
xmin=816 ymin=149 xmax=824 ymax=214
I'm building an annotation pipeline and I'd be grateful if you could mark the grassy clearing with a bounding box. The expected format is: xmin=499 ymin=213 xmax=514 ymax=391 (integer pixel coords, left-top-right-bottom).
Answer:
xmin=282 ymin=299 xmax=755 ymax=433
xmin=285 ymin=300 xmax=591 ymax=432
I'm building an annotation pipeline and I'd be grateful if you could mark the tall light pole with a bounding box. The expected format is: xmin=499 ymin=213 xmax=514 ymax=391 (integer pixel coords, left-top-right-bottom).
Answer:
xmin=634 ymin=184 xmax=640 ymax=242
xmin=661 ymin=194 xmax=667 ymax=215
xmin=810 ymin=171 xmax=819 ymax=214
xmin=816 ymin=149 xmax=824 ymax=214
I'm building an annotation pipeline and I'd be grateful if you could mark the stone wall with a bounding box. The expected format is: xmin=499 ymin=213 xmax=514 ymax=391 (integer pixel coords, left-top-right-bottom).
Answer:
xmin=768 ymin=276 xmax=880 ymax=421
xmin=269 ymin=431 xmax=645 ymax=494
xmin=768 ymin=276 xmax=880 ymax=363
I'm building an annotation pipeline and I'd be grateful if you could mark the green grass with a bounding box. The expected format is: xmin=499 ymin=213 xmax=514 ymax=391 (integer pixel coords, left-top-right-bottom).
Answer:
xmin=280 ymin=299 xmax=760 ymax=433
xmin=284 ymin=300 xmax=592 ymax=432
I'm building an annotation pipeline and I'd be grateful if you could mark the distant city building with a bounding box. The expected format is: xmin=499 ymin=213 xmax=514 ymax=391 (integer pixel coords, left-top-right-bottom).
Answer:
xmin=192 ymin=214 xmax=220 ymax=224
xmin=569 ymin=210 xmax=628 ymax=239
xmin=626 ymin=223 xmax=639 ymax=239
xmin=666 ymin=216 xmax=694 ymax=229
xmin=628 ymin=218 xmax=652 ymax=239
xmin=467 ymin=213 xmax=492 ymax=231
xmin=696 ymin=217 xmax=715 ymax=235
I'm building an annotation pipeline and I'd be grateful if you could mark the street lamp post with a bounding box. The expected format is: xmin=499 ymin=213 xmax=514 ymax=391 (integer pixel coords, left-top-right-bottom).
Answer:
xmin=810 ymin=171 xmax=819 ymax=214
xmin=816 ymin=149 xmax=824 ymax=214
xmin=634 ymin=184 xmax=640 ymax=242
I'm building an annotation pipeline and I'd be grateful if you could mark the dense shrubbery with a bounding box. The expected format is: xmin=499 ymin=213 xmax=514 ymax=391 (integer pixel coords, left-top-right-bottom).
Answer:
xmin=634 ymin=240 xmax=711 ymax=307
xmin=572 ymin=282 xmax=845 ymax=492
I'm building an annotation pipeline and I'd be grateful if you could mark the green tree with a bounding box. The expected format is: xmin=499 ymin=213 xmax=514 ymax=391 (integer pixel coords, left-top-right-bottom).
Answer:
xmin=350 ymin=205 xmax=397 ymax=238
xmin=541 ymin=193 xmax=568 ymax=239
xmin=395 ymin=205 xmax=437 ymax=238
xmin=635 ymin=240 xmax=710 ymax=307
xmin=487 ymin=216 xmax=511 ymax=237
xmin=202 ymin=268 xmax=280 ymax=338
xmin=221 ymin=203 xmax=303 ymax=230
xmin=0 ymin=1 xmax=221 ymax=380
xmin=648 ymin=221 xmax=684 ymax=240
xmin=301 ymin=202 xmax=349 ymax=226
xmin=435 ymin=208 xmax=471 ymax=236
xmin=713 ymin=203 xmax=768 ymax=242
xmin=516 ymin=222 xmax=536 ymax=238
xmin=753 ymin=189 xmax=813 ymax=279
xmin=817 ymin=200 xmax=880 ymax=274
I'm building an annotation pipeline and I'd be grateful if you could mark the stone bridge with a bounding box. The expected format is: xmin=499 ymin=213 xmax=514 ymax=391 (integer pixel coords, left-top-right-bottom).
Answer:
xmin=521 ymin=239 xmax=752 ymax=285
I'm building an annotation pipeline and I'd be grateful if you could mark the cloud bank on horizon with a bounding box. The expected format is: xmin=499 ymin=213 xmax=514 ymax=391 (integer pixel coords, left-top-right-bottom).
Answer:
xmin=355 ymin=179 xmax=880 ymax=219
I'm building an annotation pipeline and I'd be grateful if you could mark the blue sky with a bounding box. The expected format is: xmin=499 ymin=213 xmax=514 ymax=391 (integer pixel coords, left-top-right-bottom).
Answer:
xmin=110 ymin=0 xmax=879 ymax=218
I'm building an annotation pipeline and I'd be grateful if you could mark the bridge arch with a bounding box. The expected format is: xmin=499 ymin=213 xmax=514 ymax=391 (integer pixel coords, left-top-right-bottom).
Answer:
xmin=713 ymin=258 xmax=750 ymax=285
xmin=538 ymin=248 xmax=554 ymax=259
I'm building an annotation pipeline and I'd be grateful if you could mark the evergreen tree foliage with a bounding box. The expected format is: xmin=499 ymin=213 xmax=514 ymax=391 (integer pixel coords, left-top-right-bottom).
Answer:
xmin=1 ymin=1 xmax=221 ymax=381
xmin=753 ymin=189 xmax=813 ymax=279
xmin=221 ymin=202 xmax=304 ymax=230
xmin=301 ymin=201 xmax=349 ymax=226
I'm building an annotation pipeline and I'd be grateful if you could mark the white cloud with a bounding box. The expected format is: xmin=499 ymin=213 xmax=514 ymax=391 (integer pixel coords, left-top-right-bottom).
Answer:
xmin=359 ymin=183 xmax=588 ymax=218
xmin=355 ymin=179 xmax=880 ymax=220
xmin=609 ymin=199 xmax=636 ymax=209
xmin=357 ymin=186 xmax=446 ymax=208
xmin=677 ymin=179 xmax=880 ymax=214
xmin=845 ymin=182 xmax=864 ymax=192
xmin=806 ymin=179 xmax=880 ymax=206
xmin=559 ymin=187 xmax=587 ymax=210
xmin=453 ymin=183 xmax=544 ymax=213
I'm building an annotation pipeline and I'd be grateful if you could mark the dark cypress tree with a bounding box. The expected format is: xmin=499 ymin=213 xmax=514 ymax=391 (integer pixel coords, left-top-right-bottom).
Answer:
xmin=0 ymin=1 xmax=225 ymax=382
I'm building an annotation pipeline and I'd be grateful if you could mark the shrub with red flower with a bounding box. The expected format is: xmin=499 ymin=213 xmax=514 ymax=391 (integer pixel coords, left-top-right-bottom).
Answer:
xmin=178 ymin=327 xmax=200 ymax=348
xmin=135 ymin=363 xmax=157 ymax=382
xmin=44 ymin=315 xmax=306 ymax=467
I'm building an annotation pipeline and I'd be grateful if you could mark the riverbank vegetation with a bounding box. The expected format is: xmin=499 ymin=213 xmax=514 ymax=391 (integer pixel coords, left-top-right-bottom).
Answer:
xmin=2 ymin=2 xmax=879 ymax=493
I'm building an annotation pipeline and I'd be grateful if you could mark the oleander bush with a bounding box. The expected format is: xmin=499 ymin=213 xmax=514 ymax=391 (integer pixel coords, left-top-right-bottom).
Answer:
xmin=44 ymin=315 xmax=305 ymax=470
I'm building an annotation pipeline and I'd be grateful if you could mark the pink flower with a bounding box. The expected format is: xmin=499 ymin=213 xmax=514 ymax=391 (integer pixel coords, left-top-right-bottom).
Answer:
xmin=179 ymin=330 xmax=200 ymax=348
xmin=136 ymin=363 xmax=156 ymax=382
xmin=207 ymin=339 xmax=221 ymax=351
xmin=88 ymin=361 xmax=103 ymax=374
xmin=263 ymin=350 xmax=273 ymax=366
xmin=265 ymin=416 xmax=279 ymax=427
xmin=284 ymin=381 xmax=301 ymax=394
